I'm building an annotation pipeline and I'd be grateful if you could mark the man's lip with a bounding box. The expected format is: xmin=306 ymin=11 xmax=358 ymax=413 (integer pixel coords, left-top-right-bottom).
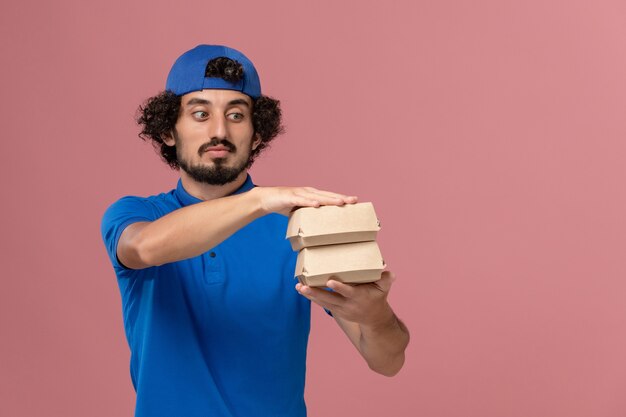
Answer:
xmin=204 ymin=146 xmax=230 ymax=152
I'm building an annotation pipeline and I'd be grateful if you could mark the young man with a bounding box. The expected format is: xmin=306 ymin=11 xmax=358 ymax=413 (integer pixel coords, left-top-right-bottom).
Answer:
xmin=101 ymin=44 xmax=409 ymax=417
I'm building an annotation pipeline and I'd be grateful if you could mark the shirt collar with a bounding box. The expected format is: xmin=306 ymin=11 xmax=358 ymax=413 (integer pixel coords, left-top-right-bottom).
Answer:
xmin=174 ymin=174 xmax=256 ymax=207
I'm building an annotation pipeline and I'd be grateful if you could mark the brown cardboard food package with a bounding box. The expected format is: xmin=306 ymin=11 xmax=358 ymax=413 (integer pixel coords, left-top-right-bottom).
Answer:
xmin=294 ymin=241 xmax=386 ymax=287
xmin=286 ymin=202 xmax=381 ymax=251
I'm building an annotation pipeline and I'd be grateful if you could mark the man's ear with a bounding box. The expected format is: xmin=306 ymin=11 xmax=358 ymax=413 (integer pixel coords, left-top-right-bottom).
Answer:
xmin=252 ymin=133 xmax=262 ymax=151
xmin=162 ymin=130 xmax=176 ymax=147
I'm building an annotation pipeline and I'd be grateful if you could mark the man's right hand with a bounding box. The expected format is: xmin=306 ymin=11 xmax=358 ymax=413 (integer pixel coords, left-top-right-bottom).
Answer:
xmin=118 ymin=185 xmax=358 ymax=270
xmin=251 ymin=186 xmax=358 ymax=216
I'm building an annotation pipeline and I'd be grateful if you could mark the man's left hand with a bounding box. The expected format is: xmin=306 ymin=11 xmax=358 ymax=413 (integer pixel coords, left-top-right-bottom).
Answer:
xmin=295 ymin=271 xmax=396 ymax=327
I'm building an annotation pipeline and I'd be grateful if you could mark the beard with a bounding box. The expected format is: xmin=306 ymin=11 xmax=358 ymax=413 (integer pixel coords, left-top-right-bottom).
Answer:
xmin=176 ymin=135 xmax=254 ymax=186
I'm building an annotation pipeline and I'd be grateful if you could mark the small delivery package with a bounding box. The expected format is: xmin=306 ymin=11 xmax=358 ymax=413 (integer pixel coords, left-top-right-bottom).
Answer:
xmin=286 ymin=202 xmax=385 ymax=287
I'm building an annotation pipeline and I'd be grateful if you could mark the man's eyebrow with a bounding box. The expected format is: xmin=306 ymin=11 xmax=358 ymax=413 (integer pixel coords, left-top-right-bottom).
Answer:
xmin=227 ymin=99 xmax=250 ymax=107
xmin=185 ymin=98 xmax=210 ymax=106
xmin=184 ymin=98 xmax=251 ymax=107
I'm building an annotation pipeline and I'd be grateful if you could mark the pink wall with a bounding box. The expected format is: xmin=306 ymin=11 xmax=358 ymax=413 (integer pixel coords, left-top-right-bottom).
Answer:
xmin=1 ymin=1 xmax=625 ymax=416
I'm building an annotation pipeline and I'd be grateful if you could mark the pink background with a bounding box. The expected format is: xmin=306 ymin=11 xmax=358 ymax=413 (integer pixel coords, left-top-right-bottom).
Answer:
xmin=1 ymin=1 xmax=625 ymax=416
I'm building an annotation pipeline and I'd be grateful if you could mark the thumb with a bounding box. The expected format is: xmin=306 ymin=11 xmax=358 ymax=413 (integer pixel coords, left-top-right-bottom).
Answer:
xmin=376 ymin=270 xmax=395 ymax=293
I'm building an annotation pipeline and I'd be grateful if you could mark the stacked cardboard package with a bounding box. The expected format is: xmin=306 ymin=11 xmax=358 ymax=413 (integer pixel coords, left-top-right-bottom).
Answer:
xmin=286 ymin=202 xmax=386 ymax=287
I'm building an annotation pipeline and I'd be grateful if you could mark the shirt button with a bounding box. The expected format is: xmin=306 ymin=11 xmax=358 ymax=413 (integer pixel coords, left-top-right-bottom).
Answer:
xmin=209 ymin=252 xmax=216 ymax=258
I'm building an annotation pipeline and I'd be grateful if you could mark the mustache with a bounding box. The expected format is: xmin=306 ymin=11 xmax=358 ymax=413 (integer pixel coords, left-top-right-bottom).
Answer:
xmin=198 ymin=139 xmax=236 ymax=156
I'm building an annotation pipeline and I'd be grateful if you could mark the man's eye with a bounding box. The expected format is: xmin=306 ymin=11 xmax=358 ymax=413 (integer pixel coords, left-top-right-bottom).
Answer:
xmin=193 ymin=111 xmax=208 ymax=119
xmin=227 ymin=113 xmax=244 ymax=121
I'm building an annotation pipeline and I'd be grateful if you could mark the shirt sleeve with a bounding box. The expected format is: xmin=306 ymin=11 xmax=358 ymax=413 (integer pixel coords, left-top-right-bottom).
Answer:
xmin=101 ymin=196 xmax=156 ymax=270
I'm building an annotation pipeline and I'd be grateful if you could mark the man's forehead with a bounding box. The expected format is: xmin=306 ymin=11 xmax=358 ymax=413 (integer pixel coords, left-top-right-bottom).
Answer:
xmin=181 ymin=89 xmax=252 ymax=106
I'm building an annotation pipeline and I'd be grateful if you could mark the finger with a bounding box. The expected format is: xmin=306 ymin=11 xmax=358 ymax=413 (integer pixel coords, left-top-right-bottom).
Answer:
xmin=295 ymin=285 xmax=339 ymax=311
xmin=375 ymin=271 xmax=395 ymax=293
xmin=297 ymin=190 xmax=350 ymax=206
xmin=305 ymin=188 xmax=358 ymax=204
xmin=290 ymin=195 xmax=321 ymax=208
xmin=326 ymin=279 xmax=356 ymax=298
xmin=296 ymin=284 xmax=343 ymax=308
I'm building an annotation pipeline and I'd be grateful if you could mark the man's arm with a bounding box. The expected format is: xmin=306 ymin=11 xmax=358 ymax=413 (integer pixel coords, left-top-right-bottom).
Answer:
xmin=118 ymin=187 xmax=357 ymax=269
xmin=295 ymin=271 xmax=410 ymax=376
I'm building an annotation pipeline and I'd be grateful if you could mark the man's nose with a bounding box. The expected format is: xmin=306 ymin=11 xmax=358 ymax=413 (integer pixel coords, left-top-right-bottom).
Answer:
xmin=208 ymin=114 xmax=228 ymax=140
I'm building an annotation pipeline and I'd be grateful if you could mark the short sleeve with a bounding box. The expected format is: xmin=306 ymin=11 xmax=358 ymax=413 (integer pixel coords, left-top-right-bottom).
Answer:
xmin=101 ymin=196 xmax=156 ymax=270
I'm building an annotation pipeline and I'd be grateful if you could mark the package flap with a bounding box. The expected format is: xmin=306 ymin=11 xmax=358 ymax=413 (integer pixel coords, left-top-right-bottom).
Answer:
xmin=295 ymin=241 xmax=386 ymax=286
xmin=286 ymin=202 xmax=380 ymax=250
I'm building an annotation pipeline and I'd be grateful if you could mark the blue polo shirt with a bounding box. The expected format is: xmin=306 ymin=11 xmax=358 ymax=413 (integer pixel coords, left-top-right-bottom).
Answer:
xmin=101 ymin=175 xmax=311 ymax=417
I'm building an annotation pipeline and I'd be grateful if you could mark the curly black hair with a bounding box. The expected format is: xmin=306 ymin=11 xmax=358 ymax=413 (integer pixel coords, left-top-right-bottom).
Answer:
xmin=136 ymin=57 xmax=284 ymax=169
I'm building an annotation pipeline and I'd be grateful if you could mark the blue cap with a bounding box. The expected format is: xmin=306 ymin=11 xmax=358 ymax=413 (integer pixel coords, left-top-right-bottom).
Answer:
xmin=165 ymin=45 xmax=262 ymax=98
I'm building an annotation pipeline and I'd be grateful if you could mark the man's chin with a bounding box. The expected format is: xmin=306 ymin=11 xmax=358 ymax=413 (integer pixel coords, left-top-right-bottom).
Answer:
xmin=181 ymin=165 xmax=245 ymax=186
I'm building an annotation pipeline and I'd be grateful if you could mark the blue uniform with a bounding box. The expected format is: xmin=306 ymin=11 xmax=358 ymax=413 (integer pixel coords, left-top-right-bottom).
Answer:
xmin=101 ymin=175 xmax=311 ymax=417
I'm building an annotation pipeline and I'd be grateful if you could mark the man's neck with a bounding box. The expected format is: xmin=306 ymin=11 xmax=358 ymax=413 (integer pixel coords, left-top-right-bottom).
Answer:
xmin=179 ymin=170 xmax=249 ymax=201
